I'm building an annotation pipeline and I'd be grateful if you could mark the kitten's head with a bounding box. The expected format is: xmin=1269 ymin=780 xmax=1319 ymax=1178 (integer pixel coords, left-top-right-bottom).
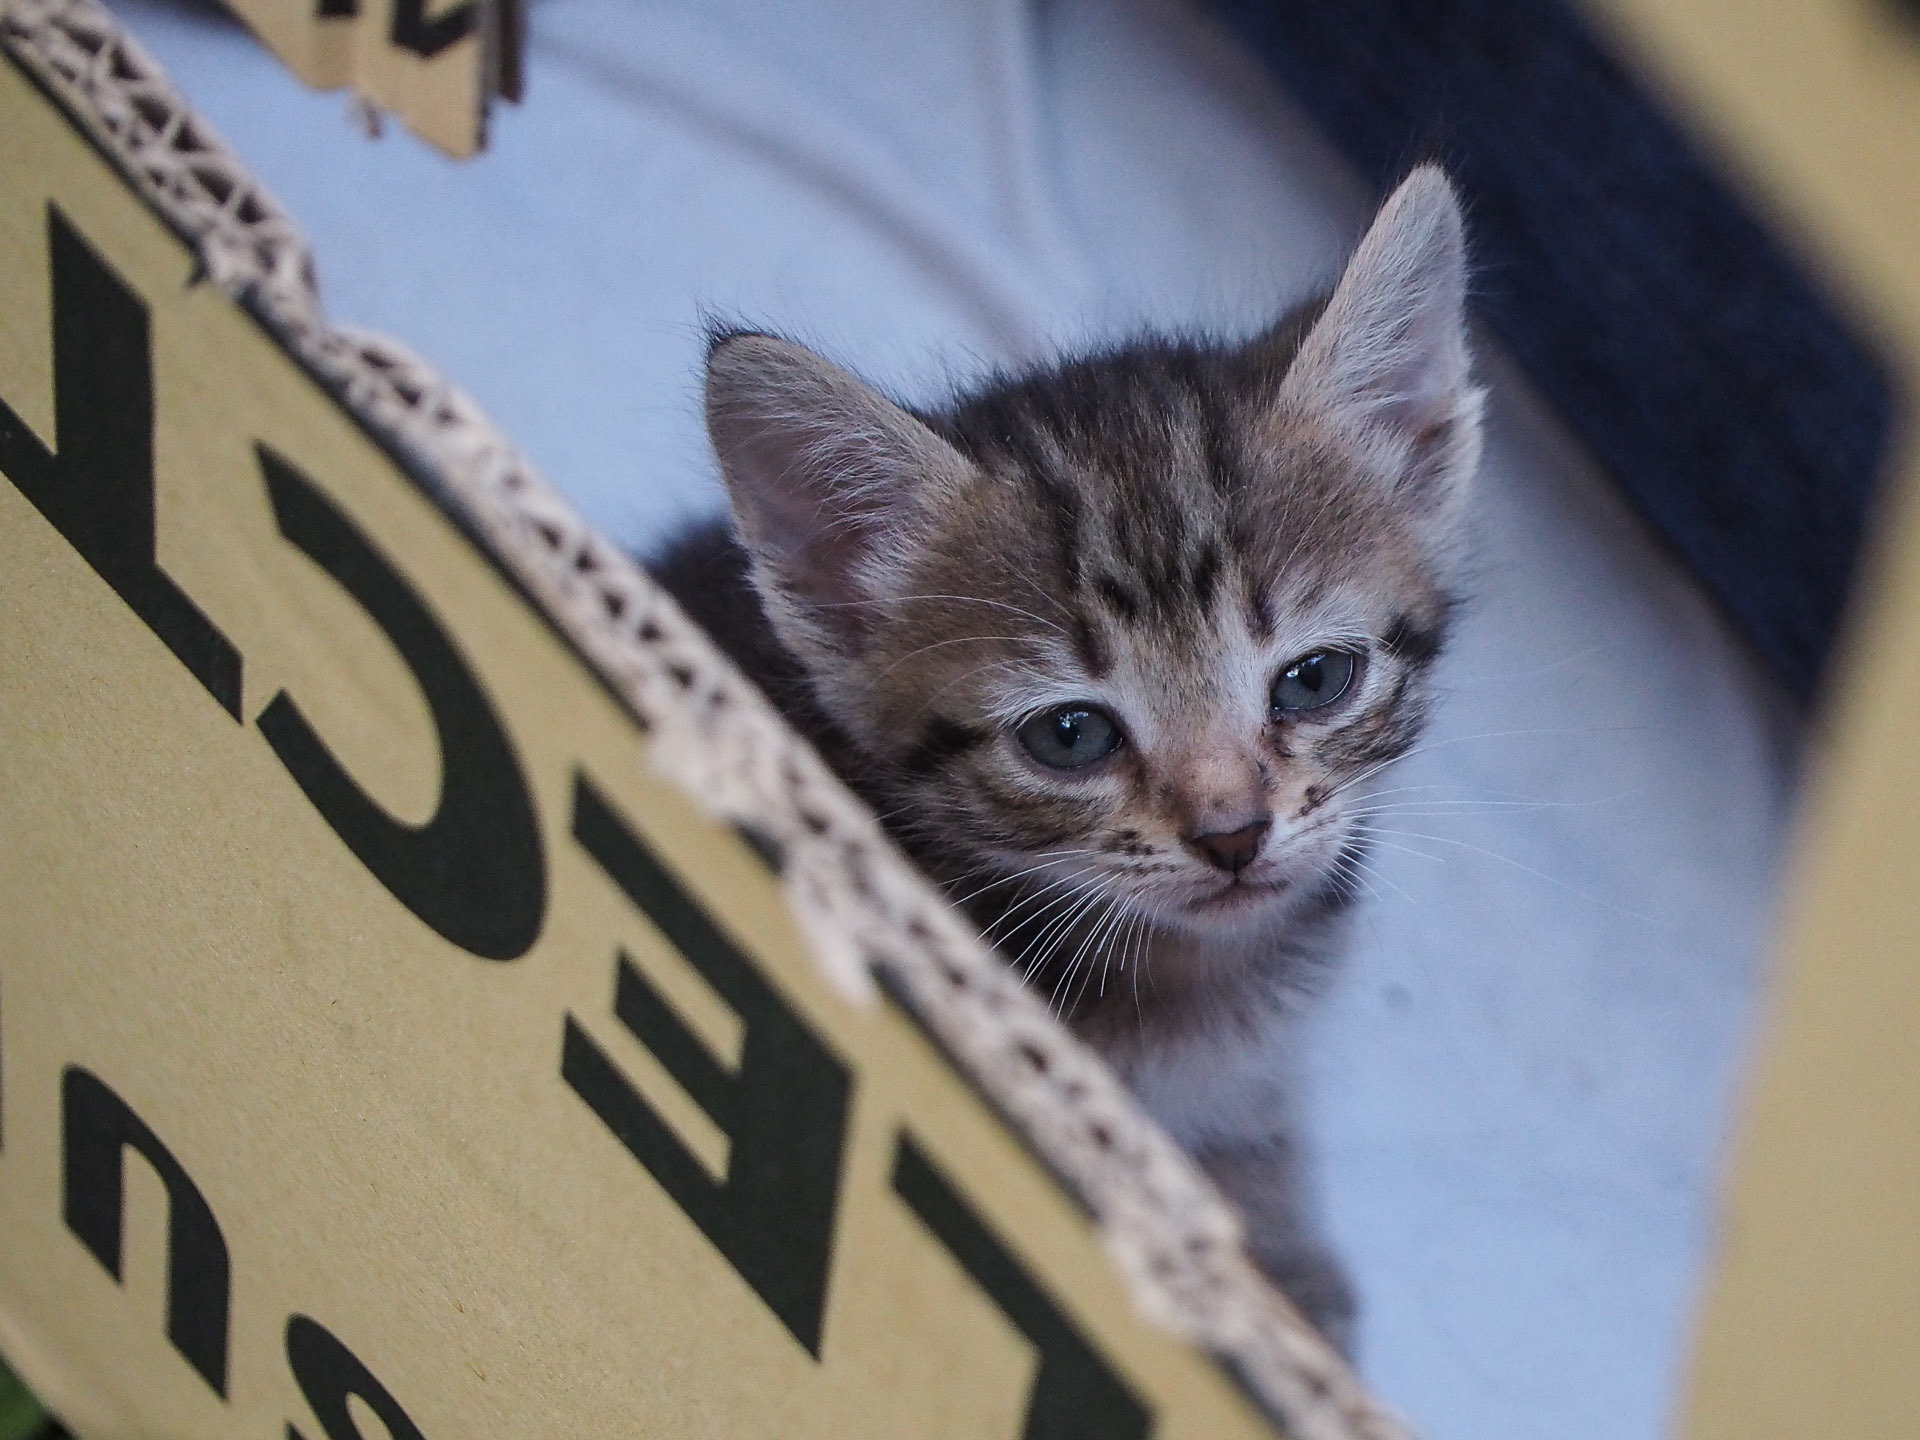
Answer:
xmin=705 ymin=168 xmax=1481 ymax=982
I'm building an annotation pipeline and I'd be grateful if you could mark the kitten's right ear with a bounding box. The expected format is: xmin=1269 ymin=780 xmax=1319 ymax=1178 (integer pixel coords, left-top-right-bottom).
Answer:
xmin=704 ymin=333 xmax=971 ymax=646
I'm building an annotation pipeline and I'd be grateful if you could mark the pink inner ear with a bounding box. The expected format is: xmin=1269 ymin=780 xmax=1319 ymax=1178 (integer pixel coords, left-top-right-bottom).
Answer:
xmin=729 ymin=436 xmax=899 ymax=640
xmin=774 ymin=507 xmax=890 ymax=628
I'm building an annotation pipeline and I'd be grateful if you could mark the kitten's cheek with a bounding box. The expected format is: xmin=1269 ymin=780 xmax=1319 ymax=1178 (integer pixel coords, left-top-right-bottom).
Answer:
xmin=1264 ymin=815 xmax=1345 ymax=877
xmin=1283 ymin=779 xmax=1340 ymax=822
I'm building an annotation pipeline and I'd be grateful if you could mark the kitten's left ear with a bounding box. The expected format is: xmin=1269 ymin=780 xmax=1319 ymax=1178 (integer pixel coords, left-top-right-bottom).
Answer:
xmin=1277 ymin=166 xmax=1484 ymax=512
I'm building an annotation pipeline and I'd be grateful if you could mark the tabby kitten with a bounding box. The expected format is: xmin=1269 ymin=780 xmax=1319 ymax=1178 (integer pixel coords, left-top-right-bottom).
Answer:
xmin=652 ymin=168 xmax=1482 ymax=1353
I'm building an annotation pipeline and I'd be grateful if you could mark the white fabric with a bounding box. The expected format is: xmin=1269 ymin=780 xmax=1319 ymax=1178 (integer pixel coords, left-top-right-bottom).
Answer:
xmin=103 ymin=1 xmax=1799 ymax=1435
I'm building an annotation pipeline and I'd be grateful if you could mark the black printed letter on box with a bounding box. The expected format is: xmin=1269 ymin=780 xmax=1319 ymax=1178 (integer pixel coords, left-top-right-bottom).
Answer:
xmin=389 ymin=0 xmax=476 ymax=57
xmin=891 ymin=1134 xmax=1151 ymax=1440
xmin=286 ymin=1314 xmax=427 ymax=1440
xmin=62 ymin=1067 xmax=231 ymax=1399
xmin=562 ymin=773 xmax=851 ymax=1357
xmin=0 ymin=207 xmax=241 ymax=716
xmin=255 ymin=446 xmax=545 ymax=960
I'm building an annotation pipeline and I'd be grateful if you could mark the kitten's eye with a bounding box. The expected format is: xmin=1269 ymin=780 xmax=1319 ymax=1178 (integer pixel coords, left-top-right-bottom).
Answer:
xmin=1272 ymin=649 xmax=1359 ymax=714
xmin=1016 ymin=705 xmax=1123 ymax=770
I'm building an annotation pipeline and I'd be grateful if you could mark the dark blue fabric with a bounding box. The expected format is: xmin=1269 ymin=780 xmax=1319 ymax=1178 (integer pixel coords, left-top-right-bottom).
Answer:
xmin=1205 ymin=0 xmax=1896 ymax=686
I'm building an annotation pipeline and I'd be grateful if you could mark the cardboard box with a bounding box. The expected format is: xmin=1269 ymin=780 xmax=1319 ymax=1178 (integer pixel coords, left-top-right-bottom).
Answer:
xmin=0 ymin=2 xmax=1396 ymax=1436
xmin=215 ymin=0 xmax=519 ymax=157
xmin=1570 ymin=3 xmax=1920 ymax=1436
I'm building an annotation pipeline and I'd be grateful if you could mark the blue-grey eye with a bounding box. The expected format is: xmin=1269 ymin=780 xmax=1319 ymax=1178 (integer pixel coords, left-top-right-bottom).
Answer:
xmin=1272 ymin=649 xmax=1358 ymax=714
xmin=1016 ymin=704 xmax=1123 ymax=770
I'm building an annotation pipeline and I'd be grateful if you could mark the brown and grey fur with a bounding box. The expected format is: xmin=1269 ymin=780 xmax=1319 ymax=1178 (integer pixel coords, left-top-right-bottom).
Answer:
xmin=651 ymin=169 xmax=1482 ymax=1353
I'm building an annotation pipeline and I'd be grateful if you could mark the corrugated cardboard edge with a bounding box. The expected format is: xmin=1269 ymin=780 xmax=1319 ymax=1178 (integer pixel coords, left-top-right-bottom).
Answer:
xmin=0 ymin=4 xmax=1412 ymax=1435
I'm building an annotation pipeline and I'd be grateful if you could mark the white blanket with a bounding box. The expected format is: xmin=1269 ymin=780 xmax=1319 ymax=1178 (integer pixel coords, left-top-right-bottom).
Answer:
xmin=106 ymin=1 xmax=1799 ymax=1435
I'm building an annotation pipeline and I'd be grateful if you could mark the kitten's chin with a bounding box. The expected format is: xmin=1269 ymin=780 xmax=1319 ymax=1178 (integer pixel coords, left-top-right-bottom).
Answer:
xmin=1162 ymin=876 xmax=1302 ymax=935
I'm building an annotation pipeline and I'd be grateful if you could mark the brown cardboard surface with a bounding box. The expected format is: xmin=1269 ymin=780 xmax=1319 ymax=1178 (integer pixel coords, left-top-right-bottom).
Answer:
xmin=213 ymin=0 xmax=350 ymax=90
xmin=0 ymin=8 xmax=1401 ymax=1437
xmin=1573 ymin=2 xmax=1920 ymax=1435
xmin=218 ymin=0 xmax=502 ymax=157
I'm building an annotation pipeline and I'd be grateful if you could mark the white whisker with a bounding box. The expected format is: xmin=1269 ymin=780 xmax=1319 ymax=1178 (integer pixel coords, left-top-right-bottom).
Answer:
xmin=1362 ymin=822 xmax=1651 ymax=919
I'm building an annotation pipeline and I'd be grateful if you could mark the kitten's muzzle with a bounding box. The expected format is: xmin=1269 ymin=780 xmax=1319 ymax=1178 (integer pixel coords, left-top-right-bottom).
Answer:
xmin=1186 ymin=817 xmax=1271 ymax=875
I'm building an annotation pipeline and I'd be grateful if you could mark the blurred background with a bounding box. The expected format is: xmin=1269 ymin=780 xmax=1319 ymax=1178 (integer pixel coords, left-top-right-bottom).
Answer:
xmin=82 ymin=0 xmax=1902 ymax=1435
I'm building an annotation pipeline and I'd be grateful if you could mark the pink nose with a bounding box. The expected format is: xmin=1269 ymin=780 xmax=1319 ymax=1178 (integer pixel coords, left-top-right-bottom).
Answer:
xmin=1187 ymin=818 xmax=1270 ymax=874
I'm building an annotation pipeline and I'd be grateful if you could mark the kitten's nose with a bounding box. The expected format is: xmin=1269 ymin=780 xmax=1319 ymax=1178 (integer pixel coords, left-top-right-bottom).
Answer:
xmin=1187 ymin=818 xmax=1271 ymax=875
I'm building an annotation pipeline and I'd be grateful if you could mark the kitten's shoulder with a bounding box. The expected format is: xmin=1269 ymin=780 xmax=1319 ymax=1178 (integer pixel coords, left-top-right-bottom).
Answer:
xmin=645 ymin=517 xmax=864 ymax=779
xmin=647 ymin=518 xmax=784 ymax=681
